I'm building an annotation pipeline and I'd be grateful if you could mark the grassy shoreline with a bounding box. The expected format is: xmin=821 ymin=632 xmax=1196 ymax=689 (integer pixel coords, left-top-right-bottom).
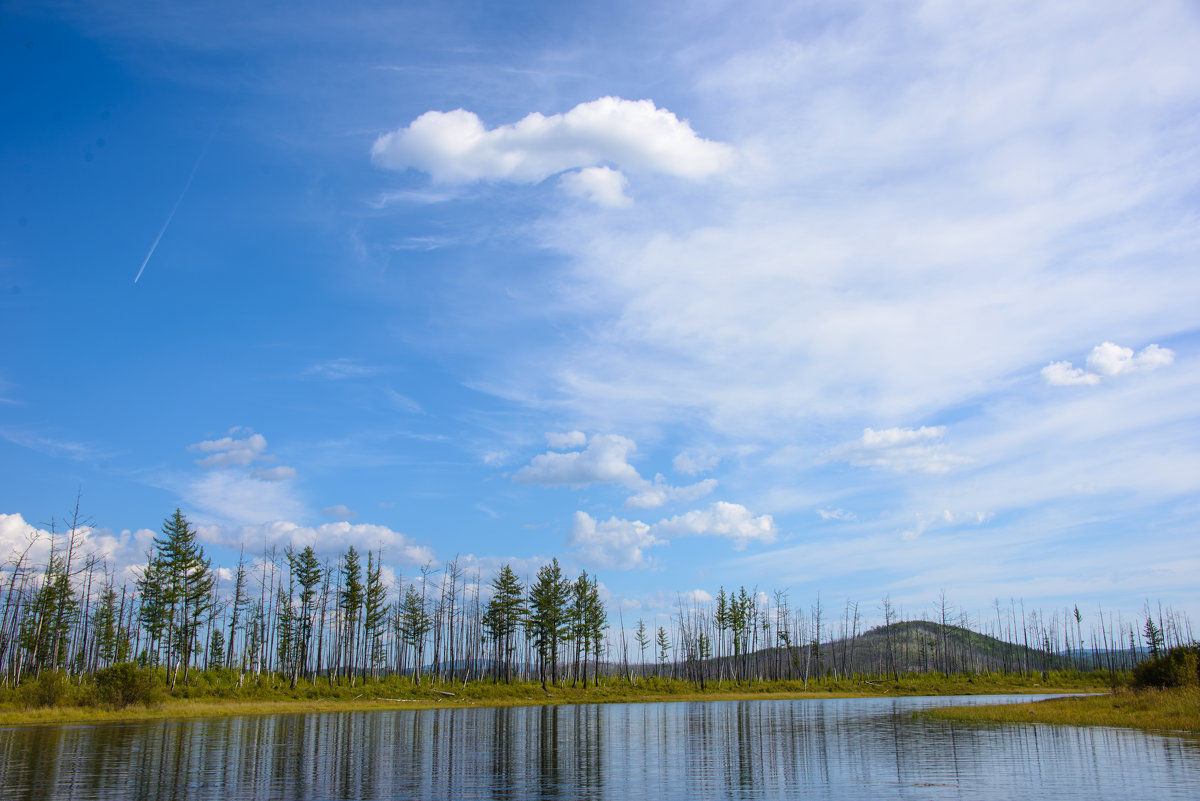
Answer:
xmin=0 ymin=671 xmax=1107 ymax=728
xmin=922 ymin=686 xmax=1200 ymax=735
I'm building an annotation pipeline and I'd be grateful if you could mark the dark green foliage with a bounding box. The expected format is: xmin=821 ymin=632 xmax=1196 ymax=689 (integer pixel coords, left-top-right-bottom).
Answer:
xmin=93 ymin=662 xmax=160 ymax=709
xmin=141 ymin=510 xmax=215 ymax=686
xmin=287 ymin=545 xmax=323 ymax=687
xmin=1143 ymin=616 xmax=1165 ymax=658
xmin=1132 ymin=645 xmax=1200 ymax=689
xmin=339 ymin=546 xmax=364 ymax=680
xmin=483 ymin=564 xmax=525 ymax=683
xmin=657 ymin=626 xmax=671 ymax=666
xmin=92 ymin=583 xmax=122 ymax=668
xmin=362 ymin=551 xmax=388 ymax=678
xmin=19 ymin=671 xmax=72 ymax=708
xmin=528 ymin=559 xmax=571 ymax=688
xmin=19 ymin=557 xmax=77 ymax=672
xmin=207 ymin=628 xmax=225 ymax=671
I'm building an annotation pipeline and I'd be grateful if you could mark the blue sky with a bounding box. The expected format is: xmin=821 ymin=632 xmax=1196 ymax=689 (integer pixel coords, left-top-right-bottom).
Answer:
xmin=3 ymin=0 xmax=1199 ymax=629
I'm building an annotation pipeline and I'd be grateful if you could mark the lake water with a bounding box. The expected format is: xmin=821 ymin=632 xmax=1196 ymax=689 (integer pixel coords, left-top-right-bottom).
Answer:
xmin=1 ymin=694 xmax=1197 ymax=800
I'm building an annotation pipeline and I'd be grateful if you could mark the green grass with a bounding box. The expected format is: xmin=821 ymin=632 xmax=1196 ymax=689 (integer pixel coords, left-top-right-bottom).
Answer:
xmin=923 ymin=686 xmax=1200 ymax=734
xmin=0 ymin=669 xmax=1114 ymax=728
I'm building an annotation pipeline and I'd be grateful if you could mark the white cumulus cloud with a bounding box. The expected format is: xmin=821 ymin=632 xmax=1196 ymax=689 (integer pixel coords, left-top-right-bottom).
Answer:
xmin=0 ymin=512 xmax=156 ymax=586
xmin=218 ymin=520 xmax=435 ymax=565
xmin=517 ymin=433 xmax=720 ymax=508
xmin=515 ymin=433 xmax=643 ymax=488
xmin=560 ymin=166 xmax=632 ymax=208
xmin=1040 ymin=361 xmax=1101 ymax=386
xmin=1043 ymin=342 xmax=1175 ymax=386
xmin=566 ymin=500 xmax=777 ymax=567
xmin=567 ymin=511 xmax=665 ymax=570
xmin=653 ymin=501 xmax=778 ymax=550
xmin=1086 ymin=342 xmax=1175 ymax=376
xmin=371 ymin=96 xmax=736 ymax=187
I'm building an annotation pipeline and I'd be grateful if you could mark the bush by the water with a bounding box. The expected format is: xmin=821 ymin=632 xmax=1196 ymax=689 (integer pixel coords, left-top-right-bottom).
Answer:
xmin=18 ymin=671 xmax=73 ymax=709
xmin=93 ymin=663 xmax=161 ymax=709
xmin=1132 ymin=645 xmax=1200 ymax=689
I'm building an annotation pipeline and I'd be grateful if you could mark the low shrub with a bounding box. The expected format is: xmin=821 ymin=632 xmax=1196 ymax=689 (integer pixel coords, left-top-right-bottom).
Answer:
xmin=94 ymin=662 xmax=161 ymax=709
xmin=19 ymin=671 xmax=73 ymax=709
xmin=1132 ymin=645 xmax=1200 ymax=689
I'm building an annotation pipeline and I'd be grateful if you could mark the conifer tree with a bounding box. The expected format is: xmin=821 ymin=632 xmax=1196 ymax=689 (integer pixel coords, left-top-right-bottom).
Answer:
xmin=288 ymin=545 xmax=322 ymax=687
xmin=399 ymin=583 xmax=431 ymax=685
xmin=226 ymin=550 xmax=247 ymax=671
xmin=148 ymin=510 xmax=215 ymax=688
xmin=635 ymin=618 xmax=649 ymax=680
xmin=483 ymin=564 xmax=525 ymax=683
xmin=362 ymin=550 xmax=387 ymax=680
xmin=528 ymin=558 xmax=570 ymax=689
xmin=339 ymin=546 xmax=364 ymax=683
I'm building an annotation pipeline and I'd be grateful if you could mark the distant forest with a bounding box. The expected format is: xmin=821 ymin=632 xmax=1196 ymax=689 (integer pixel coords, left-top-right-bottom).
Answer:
xmin=2 ymin=507 xmax=1193 ymax=689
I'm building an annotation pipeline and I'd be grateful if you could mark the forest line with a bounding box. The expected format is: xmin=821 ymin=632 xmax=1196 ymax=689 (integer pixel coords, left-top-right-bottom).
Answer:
xmin=2 ymin=506 xmax=1193 ymax=691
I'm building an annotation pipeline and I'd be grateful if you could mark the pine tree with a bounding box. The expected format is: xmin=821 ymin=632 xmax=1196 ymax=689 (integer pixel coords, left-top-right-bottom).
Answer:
xmin=399 ymin=584 xmax=431 ymax=685
xmin=483 ymin=564 xmax=525 ymax=683
xmin=339 ymin=546 xmax=364 ymax=684
xmin=288 ymin=545 xmax=322 ymax=687
xmin=207 ymin=627 xmax=225 ymax=671
xmin=1144 ymin=615 xmax=1164 ymax=658
xmin=145 ymin=510 xmax=214 ymax=688
xmin=656 ymin=626 xmax=671 ymax=676
xmin=362 ymin=550 xmax=388 ymax=680
xmin=226 ymin=550 xmax=248 ymax=672
xmin=92 ymin=581 xmax=120 ymax=669
xmin=635 ymin=618 xmax=649 ymax=680
xmin=528 ymin=558 xmax=570 ymax=689
xmin=569 ymin=570 xmax=592 ymax=687
xmin=585 ymin=574 xmax=607 ymax=687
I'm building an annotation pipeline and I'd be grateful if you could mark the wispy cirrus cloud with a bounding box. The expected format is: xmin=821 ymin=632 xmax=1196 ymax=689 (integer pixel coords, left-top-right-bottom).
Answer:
xmin=0 ymin=427 xmax=104 ymax=461
xmin=301 ymin=358 xmax=384 ymax=380
xmin=673 ymin=449 xmax=720 ymax=476
xmin=188 ymin=430 xmax=269 ymax=468
xmin=322 ymin=504 xmax=357 ymax=519
xmin=829 ymin=426 xmax=971 ymax=475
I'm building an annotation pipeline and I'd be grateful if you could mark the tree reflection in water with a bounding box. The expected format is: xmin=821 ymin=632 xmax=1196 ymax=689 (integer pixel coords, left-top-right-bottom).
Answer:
xmin=1 ymin=695 xmax=1198 ymax=801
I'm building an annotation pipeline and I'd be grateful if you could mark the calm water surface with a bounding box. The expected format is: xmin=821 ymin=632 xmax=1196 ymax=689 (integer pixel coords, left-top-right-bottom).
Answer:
xmin=1 ymin=694 xmax=1197 ymax=800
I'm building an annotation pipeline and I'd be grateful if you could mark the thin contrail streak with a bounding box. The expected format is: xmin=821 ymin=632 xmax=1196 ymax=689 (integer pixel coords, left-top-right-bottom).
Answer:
xmin=133 ymin=135 xmax=213 ymax=284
